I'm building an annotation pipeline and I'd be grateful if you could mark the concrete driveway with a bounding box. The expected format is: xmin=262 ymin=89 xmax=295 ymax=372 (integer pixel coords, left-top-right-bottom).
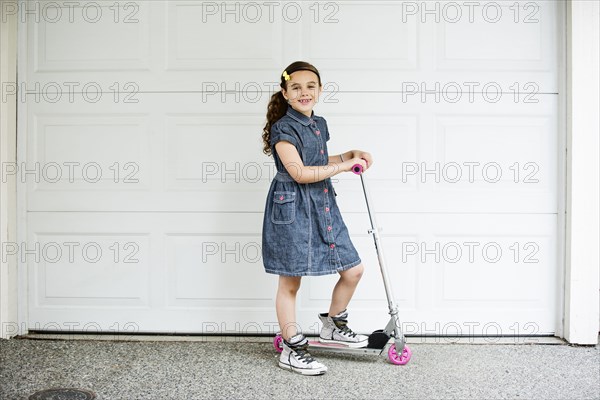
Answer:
xmin=1 ymin=335 xmax=598 ymax=400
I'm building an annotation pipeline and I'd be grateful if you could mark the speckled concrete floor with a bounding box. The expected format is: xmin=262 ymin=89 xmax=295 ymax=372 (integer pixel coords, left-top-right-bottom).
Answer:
xmin=1 ymin=337 xmax=598 ymax=400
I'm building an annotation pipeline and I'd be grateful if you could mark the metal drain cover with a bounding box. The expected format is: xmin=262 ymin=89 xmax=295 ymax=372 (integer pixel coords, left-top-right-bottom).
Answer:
xmin=29 ymin=388 xmax=96 ymax=400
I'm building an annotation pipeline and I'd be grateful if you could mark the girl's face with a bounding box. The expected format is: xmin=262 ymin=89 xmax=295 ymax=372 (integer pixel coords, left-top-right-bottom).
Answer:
xmin=281 ymin=70 xmax=322 ymax=117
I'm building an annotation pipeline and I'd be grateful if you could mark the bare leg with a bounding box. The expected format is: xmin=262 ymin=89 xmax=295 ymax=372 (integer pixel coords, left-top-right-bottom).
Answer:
xmin=276 ymin=275 xmax=302 ymax=341
xmin=328 ymin=263 xmax=365 ymax=316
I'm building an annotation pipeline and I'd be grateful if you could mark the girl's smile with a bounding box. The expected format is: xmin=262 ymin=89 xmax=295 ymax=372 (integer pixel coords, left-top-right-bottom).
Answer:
xmin=282 ymin=70 xmax=322 ymax=117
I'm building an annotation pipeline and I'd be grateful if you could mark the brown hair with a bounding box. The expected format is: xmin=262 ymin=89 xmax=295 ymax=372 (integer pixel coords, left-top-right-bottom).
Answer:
xmin=262 ymin=61 xmax=322 ymax=156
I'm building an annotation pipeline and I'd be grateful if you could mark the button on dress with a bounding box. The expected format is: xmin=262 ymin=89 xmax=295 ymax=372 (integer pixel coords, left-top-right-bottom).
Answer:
xmin=262 ymin=106 xmax=361 ymax=276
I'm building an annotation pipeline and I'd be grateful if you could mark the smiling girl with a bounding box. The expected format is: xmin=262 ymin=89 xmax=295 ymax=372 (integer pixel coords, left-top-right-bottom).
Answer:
xmin=261 ymin=61 xmax=374 ymax=375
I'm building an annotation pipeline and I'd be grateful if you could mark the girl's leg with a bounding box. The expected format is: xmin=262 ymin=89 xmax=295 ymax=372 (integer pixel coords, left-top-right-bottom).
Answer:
xmin=328 ymin=263 xmax=364 ymax=316
xmin=276 ymin=275 xmax=302 ymax=341
xmin=319 ymin=263 xmax=368 ymax=347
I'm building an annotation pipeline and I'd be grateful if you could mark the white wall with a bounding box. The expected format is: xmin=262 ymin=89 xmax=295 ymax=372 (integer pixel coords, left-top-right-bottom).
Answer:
xmin=564 ymin=0 xmax=600 ymax=345
xmin=0 ymin=0 xmax=19 ymax=339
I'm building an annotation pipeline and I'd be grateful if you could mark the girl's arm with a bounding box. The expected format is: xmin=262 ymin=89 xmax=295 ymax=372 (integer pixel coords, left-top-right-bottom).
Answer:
xmin=328 ymin=150 xmax=354 ymax=164
xmin=329 ymin=150 xmax=374 ymax=169
xmin=275 ymin=141 xmax=367 ymax=184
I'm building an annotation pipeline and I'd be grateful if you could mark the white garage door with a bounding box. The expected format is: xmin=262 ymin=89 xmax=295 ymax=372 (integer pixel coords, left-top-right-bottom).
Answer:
xmin=19 ymin=1 xmax=563 ymax=336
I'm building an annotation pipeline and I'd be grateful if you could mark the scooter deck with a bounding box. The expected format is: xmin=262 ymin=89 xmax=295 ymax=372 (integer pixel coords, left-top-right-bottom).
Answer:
xmin=307 ymin=339 xmax=387 ymax=356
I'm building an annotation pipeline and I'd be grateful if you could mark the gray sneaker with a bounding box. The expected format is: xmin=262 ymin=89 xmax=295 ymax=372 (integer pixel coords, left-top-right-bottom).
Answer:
xmin=318 ymin=309 xmax=369 ymax=348
xmin=279 ymin=334 xmax=327 ymax=376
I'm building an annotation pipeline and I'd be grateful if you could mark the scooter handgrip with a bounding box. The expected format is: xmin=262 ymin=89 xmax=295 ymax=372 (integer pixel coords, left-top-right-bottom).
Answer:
xmin=352 ymin=164 xmax=363 ymax=175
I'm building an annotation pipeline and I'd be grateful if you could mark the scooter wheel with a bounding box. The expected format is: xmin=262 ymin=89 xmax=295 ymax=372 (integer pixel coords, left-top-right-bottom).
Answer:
xmin=388 ymin=344 xmax=411 ymax=365
xmin=273 ymin=335 xmax=283 ymax=353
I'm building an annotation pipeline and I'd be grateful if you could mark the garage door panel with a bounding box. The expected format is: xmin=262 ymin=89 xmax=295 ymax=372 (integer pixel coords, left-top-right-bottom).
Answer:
xmin=436 ymin=0 xmax=556 ymax=71
xmin=31 ymin=1 xmax=152 ymax=72
xmin=324 ymin=93 xmax=558 ymax=214
xmin=328 ymin=113 xmax=555 ymax=199
xmin=437 ymin=233 xmax=555 ymax=304
xmin=302 ymin=1 xmax=418 ymax=71
xmin=27 ymin=211 xmax=557 ymax=335
xmin=27 ymin=212 xmax=277 ymax=332
xmin=166 ymin=1 xmax=285 ymax=70
xmin=25 ymin=1 xmax=289 ymax=90
xmin=29 ymin=235 xmax=152 ymax=309
xmin=27 ymin=309 xmax=279 ymax=335
xmin=434 ymin=115 xmax=555 ymax=191
xmin=167 ymin=234 xmax=269 ymax=303
xmin=438 ymin=118 xmax=551 ymax=170
xmin=31 ymin=114 xmax=154 ymax=192
xmin=23 ymin=1 xmax=560 ymax=92
xmin=25 ymin=94 xmax=271 ymax=212
xmin=165 ymin=115 xmax=270 ymax=190
xmin=27 ymin=213 xmax=158 ymax=311
xmin=26 ymin=92 xmax=557 ymax=213
xmin=311 ymin=0 xmax=558 ymax=90
xmin=320 ymin=113 xmax=419 ymax=192
xmin=298 ymin=213 xmax=558 ymax=335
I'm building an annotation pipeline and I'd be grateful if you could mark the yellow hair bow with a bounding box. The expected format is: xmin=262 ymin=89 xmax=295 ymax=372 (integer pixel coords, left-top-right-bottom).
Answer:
xmin=282 ymin=70 xmax=291 ymax=81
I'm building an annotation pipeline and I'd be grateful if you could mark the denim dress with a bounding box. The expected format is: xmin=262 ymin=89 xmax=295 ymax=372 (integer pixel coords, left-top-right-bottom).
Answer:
xmin=262 ymin=106 xmax=362 ymax=276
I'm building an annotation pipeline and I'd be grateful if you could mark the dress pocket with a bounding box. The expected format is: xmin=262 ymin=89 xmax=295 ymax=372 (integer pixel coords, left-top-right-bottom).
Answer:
xmin=271 ymin=191 xmax=296 ymax=224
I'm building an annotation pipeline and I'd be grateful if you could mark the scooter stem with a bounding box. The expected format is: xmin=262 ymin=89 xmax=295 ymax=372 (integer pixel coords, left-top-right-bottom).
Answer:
xmin=358 ymin=173 xmax=398 ymax=314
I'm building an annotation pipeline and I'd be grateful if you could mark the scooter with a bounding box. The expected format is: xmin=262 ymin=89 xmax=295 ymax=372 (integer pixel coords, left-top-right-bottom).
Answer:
xmin=273 ymin=162 xmax=412 ymax=365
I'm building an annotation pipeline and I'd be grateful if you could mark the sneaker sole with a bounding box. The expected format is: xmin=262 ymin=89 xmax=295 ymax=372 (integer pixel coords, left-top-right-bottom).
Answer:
xmin=278 ymin=361 xmax=327 ymax=376
xmin=318 ymin=337 xmax=369 ymax=348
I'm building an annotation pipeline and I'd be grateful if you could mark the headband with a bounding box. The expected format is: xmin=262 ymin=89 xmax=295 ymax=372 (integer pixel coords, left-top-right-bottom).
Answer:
xmin=282 ymin=68 xmax=321 ymax=82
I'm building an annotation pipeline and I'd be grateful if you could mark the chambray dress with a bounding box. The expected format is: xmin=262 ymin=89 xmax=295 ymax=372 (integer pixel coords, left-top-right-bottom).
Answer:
xmin=262 ymin=106 xmax=361 ymax=276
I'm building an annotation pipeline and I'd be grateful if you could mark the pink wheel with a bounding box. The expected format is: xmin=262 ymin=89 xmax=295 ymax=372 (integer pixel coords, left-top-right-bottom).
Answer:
xmin=388 ymin=344 xmax=411 ymax=365
xmin=273 ymin=335 xmax=283 ymax=353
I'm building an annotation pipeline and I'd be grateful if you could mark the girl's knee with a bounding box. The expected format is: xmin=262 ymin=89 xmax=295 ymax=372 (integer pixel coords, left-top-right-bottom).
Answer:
xmin=278 ymin=276 xmax=302 ymax=295
xmin=342 ymin=263 xmax=364 ymax=283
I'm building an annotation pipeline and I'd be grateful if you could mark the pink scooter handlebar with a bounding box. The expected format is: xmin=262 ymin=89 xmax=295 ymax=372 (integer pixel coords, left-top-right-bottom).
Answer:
xmin=352 ymin=164 xmax=363 ymax=174
xmin=351 ymin=158 xmax=368 ymax=175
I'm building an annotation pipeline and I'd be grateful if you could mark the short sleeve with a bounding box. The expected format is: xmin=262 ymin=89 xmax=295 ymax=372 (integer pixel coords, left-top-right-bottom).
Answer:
xmin=270 ymin=122 xmax=299 ymax=148
xmin=322 ymin=118 xmax=331 ymax=142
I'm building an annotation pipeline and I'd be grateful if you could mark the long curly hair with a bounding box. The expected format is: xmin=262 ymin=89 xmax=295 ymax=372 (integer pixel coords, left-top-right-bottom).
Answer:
xmin=262 ymin=61 xmax=322 ymax=156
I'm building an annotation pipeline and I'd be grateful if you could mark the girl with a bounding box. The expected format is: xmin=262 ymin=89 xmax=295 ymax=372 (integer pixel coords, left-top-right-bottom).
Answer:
xmin=261 ymin=61 xmax=374 ymax=376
